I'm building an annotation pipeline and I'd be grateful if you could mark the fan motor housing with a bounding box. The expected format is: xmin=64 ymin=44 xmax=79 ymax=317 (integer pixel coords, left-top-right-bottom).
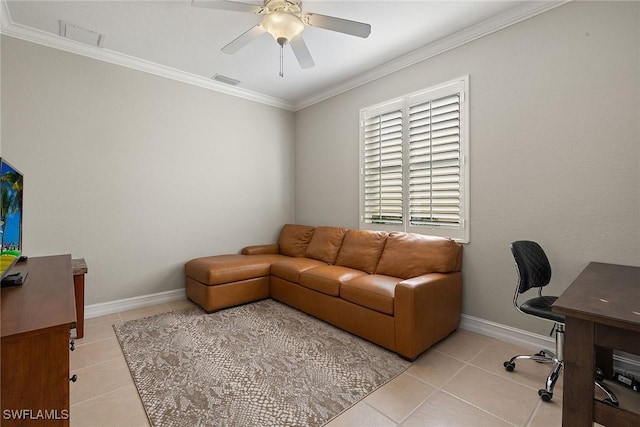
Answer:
xmin=265 ymin=0 xmax=303 ymax=17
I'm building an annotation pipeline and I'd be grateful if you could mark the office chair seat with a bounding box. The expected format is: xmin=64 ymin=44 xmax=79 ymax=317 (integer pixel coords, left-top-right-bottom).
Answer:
xmin=519 ymin=295 xmax=565 ymax=323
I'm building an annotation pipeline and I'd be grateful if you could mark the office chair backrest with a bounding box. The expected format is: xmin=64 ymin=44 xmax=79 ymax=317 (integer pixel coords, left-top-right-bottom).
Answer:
xmin=510 ymin=240 xmax=552 ymax=294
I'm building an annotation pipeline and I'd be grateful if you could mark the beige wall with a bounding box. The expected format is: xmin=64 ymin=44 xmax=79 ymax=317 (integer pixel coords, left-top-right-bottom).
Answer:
xmin=294 ymin=1 xmax=640 ymax=334
xmin=2 ymin=2 xmax=639 ymax=336
xmin=1 ymin=36 xmax=296 ymax=304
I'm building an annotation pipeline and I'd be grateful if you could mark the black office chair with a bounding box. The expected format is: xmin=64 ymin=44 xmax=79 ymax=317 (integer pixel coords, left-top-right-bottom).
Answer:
xmin=503 ymin=240 xmax=618 ymax=405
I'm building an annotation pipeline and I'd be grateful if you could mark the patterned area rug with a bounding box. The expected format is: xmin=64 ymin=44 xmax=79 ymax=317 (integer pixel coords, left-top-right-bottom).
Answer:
xmin=114 ymin=299 xmax=411 ymax=427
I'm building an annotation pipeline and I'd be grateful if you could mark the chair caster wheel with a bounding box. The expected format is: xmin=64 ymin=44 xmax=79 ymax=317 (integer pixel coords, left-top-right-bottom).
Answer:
xmin=538 ymin=389 xmax=553 ymax=402
xmin=595 ymin=367 xmax=604 ymax=382
xmin=503 ymin=361 xmax=515 ymax=372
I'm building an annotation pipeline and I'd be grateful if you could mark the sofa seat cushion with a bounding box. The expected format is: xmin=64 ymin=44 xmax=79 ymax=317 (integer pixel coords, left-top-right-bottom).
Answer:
xmin=271 ymin=257 xmax=328 ymax=283
xmin=185 ymin=254 xmax=286 ymax=286
xmin=299 ymin=265 xmax=367 ymax=296
xmin=341 ymin=274 xmax=400 ymax=315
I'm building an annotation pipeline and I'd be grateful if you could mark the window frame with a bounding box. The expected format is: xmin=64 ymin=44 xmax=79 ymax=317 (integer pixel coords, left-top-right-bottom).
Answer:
xmin=359 ymin=76 xmax=470 ymax=243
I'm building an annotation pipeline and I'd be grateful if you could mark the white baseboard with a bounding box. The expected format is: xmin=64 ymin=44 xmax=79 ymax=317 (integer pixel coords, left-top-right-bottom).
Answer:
xmin=460 ymin=313 xmax=555 ymax=351
xmin=84 ymin=288 xmax=186 ymax=319
xmin=460 ymin=313 xmax=640 ymax=376
xmin=84 ymin=290 xmax=640 ymax=375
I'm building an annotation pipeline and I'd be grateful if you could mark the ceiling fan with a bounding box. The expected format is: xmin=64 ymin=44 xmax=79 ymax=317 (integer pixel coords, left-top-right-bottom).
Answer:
xmin=192 ymin=0 xmax=371 ymax=75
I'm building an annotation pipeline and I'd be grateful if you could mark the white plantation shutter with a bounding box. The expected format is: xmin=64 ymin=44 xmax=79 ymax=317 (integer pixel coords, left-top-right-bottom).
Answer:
xmin=408 ymin=93 xmax=461 ymax=228
xmin=360 ymin=77 xmax=469 ymax=241
xmin=362 ymin=102 xmax=404 ymax=226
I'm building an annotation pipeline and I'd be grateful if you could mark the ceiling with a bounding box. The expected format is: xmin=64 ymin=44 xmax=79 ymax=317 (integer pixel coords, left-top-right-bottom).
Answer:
xmin=1 ymin=1 xmax=563 ymax=110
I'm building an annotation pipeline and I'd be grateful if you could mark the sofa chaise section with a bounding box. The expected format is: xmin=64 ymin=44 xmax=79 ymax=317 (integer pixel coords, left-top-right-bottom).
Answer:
xmin=184 ymin=253 xmax=287 ymax=312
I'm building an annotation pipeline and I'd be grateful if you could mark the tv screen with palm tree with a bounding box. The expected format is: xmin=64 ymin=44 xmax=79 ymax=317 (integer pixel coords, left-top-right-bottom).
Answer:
xmin=1 ymin=158 xmax=23 ymax=280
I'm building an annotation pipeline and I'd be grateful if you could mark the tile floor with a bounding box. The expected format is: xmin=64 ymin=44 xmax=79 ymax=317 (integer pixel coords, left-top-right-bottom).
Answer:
xmin=70 ymin=299 xmax=621 ymax=426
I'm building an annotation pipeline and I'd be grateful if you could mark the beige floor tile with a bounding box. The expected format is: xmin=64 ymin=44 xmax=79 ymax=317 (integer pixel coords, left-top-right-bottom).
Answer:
xmin=325 ymin=401 xmax=396 ymax=427
xmin=407 ymin=349 xmax=466 ymax=387
xmin=70 ymin=357 xmax=134 ymax=405
xmin=442 ymin=365 xmax=539 ymax=426
xmin=70 ymin=336 xmax=124 ymax=371
xmin=67 ymin=300 xmax=596 ymax=427
xmin=401 ymin=391 xmax=513 ymax=427
xmin=119 ymin=304 xmax=173 ymax=321
xmin=84 ymin=313 xmax=121 ymax=327
xmin=165 ymin=298 xmax=196 ymax=311
xmin=364 ymin=372 xmax=435 ymax=423
xmin=70 ymin=383 xmax=150 ymax=427
xmin=431 ymin=330 xmax=493 ymax=362
xmin=73 ymin=321 xmax=121 ymax=347
xmin=528 ymin=399 xmax=562 ymax=427
xmin=469 ymin=338 xmax=564 ymax=400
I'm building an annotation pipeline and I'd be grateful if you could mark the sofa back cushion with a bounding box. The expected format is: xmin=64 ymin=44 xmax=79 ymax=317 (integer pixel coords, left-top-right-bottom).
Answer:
xmin=278 ymin=224 xmax=315 ymax=257
xmin=375 ymin=232 xmax=462 ymax=279
xmin=304 ymin=226 xmax=348 ymax=264
xmin=335 ymin=229 xmax=388 ymax=273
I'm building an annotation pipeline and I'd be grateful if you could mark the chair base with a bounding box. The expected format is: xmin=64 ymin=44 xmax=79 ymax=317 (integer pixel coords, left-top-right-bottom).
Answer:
xmin=503 ymin=349 xmax=563 ymax=401
xmin=595 ymin=377 xmax=619 ymax=407
xmin=503 ymin=349 xmax=619 ymax=405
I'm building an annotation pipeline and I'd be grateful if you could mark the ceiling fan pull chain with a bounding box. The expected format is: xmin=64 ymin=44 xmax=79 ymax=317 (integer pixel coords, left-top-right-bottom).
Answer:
xmin=279 ymin=43 xmax=284 ymax=77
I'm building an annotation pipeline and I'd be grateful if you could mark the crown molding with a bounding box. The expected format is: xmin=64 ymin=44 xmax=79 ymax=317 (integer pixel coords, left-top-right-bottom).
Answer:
xmin=0 ymin=3 xmax=295 ymax=111
xmin=0 ymin=0 xmax=569 ymax=112
xmin=0 ymin=0 xmax=10 ymax=29
xmin=292 ymin=1 xmax=570 ymax=111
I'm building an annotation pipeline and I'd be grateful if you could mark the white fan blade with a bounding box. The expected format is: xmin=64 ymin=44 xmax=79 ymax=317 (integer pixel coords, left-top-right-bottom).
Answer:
xmin=289 ymin=35 xmax=314 ymax=69
xmin=304 ymin=13 xmax=371 ymax=38
xmin=222 ymin=25 xmax=266 ymax=54
xmin=191 ymin=0 xmax=263 ymax=14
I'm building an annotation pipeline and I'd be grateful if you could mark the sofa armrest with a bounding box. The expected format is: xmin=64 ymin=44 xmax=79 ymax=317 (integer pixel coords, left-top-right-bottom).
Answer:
xmin=394 ymin=272 xmax=462 ymax=360
xmin=242 ymin=243 xmax=280 ymax=255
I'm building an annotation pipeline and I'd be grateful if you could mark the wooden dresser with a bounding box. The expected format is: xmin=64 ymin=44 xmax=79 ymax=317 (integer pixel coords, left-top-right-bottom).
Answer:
xmin=1 ymin=255 xmax=76 ymax=426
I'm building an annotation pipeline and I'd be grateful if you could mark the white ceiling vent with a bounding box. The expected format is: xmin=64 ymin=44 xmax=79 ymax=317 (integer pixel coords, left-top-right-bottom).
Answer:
xmin=59 ymin=20 xmax=104 ymax=47
xmin=212 ymin=74 xmax=241 ymax=86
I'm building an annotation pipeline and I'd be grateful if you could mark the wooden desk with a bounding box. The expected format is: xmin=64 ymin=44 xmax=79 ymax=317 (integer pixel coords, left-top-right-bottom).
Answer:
xmin=1 ymin=255 xmax=76 ymax=426
xmin=553 ymin=262 xmax=640 ymax=426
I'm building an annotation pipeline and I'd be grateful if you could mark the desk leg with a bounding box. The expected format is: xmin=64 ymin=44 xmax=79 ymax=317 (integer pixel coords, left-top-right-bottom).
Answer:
xmin=73 ymin=273 xmax=85 ymax=339
xmin=595 ymin=346 xmax=614 ymax=379
xmin=562 ymin=316 xmax=595 ymax=426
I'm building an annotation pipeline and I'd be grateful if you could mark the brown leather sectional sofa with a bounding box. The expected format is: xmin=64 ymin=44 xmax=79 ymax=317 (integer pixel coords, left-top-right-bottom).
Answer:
xmin=184 ymin=224 xmax=463 ymax=360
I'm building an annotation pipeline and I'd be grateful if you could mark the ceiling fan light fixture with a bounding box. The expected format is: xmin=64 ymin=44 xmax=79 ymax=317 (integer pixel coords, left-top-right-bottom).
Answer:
xmin=262 ymin=11 xmax=304 ymax=46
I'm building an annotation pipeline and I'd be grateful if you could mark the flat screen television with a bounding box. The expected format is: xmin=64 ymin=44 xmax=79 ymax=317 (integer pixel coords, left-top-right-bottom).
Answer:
xmin=1 ymin=158 xmax=24 ymax=281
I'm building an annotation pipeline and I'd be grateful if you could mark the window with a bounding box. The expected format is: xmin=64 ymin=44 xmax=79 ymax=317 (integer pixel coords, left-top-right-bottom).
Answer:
xmin=360 ymin=77 xmax=469 ymax=242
